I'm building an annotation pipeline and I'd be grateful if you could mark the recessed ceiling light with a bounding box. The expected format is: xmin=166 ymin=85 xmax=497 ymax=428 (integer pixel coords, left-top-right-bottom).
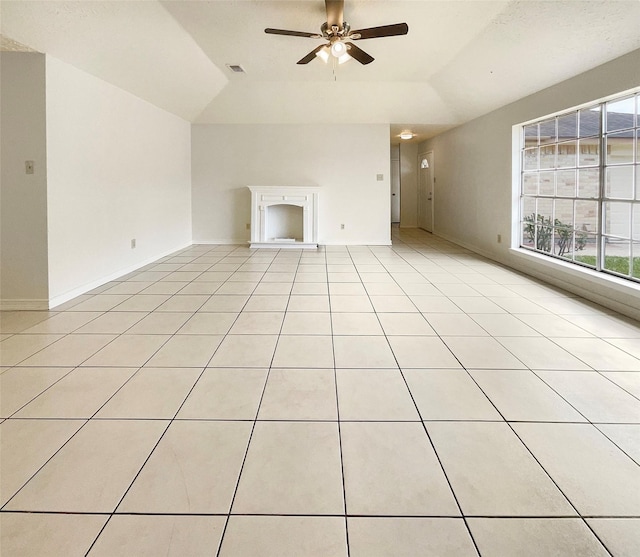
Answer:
xmin=400 ymin=131 xmax=414 ymax=140
xmin=226 ymin=64 xmax=245 ymax=73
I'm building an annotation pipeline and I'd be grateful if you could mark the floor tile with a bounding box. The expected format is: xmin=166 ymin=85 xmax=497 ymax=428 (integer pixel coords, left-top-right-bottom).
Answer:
xmin=442 ymin=336 xmax=527 ymax=369
xmin=198 ymin=295 xmax=248 ymax=312
xmin=142 ymin=281 xmax=192 ymax=294
xmin=562 ymin=314 xmax=640 ymax=338
xmin=369 ymin=295 xmax=418 ymax=313
xmin=82 ymin=334 xmax=168 ymax=367
xmin=15 ymin=367 xmax=136 ymax=418
xmin=124 ymin=312 xmax=192 ymax=334
xmin=587 ymin=518 xmax=640 ymax=557
xmin=331 ymin=312 xmax=384 ymax=335
xmin=219 ymin=516 xmax=347 ymax=557
xmin=21 ymin=312 xmax=103 ymax=334
xmin=551 ymin=338 xmax=640 ymax=371
xmin=348 ymin=517 xmax=478 ymax=557
xmin=0 ymin=334 xmax=65 ymax=366
xmin=470 ymin=369 xmax=586 ymax=422
xmin=145 ymin=334 xmax=222 ymax=367
xmin=341 ymin=422 xmax=459 ymax=515
xmin=1 ymin=366 xmax=72 ymax=417
xmin=469 ymin=313 xmax=541 ymax=337
xmin=292 ymin=282 xmax=329 ymax=295
xmin=333 ymin=336 xmax=397 ymax=368
xmin=330 ymin=295 xmax=375 ymax=312
xmin=389 ymin=336 xmax=461 ymax=368
xmin=536 ymin=371 xmax=640 ymax=423
xmin=467 ymin=518 xmax=608 ymax=557
xmin=513 ymin=423 xmax=640 ymax=515
xmin=411 ymin=296 xmax=462 ymax=312
xmin=1 ymin=419 xmax=85 ymax=506
xmin=95 ymin=367 xmax=201 ymax=418
xmin=177 ymin=368 xmax=267 ymax=419
xmin=253 ymin=281 xmax=292 ymax=295
xmin=76 ymin=311 xmax=147 ymax=333
xmin=5 ymin=419 xmax=167 ymax=512
xmin=450 ymin=297 xmax=507 ymax=314
xmin=281 ymin=312 xmax=332 ymax=334
xmin=498 ymin=337 xmax=592 ymax=370
xmin=288 ymin=295 xmax=330 ymax=312
xmin=176 ymin=312 xmax=238 ymax=334
xmin=404 ymin=369 xmax=501 ymax=420
xmin=243 ymin=295 xmax=289 ymax=312
xmin=377 ymin=313 xmax=435 ymax=335
xmin=258 ymin=368 xmax=337 ymax=420
xmin=20 ymin=334 xmax=118 ymax=367
xmin=0 ymin=310 xmax=57 ymax=333
xmin=518 ymin=313 xmax=594 ymax=337
xmin=337 ymin=369 xmax=420 ymax=421
xmin=596 ymin=424 xmax=640 ymax=464
xmin=70 ymin=294 xmax=131 ymax=312
xmin=228 ymin=311 xmax=284 ymax=334
xmin=605 ymin=337 xmax=640 ymax=359
xmin=272 ymin=335 xmax=334 ymax=367
xmin=1 ymin=512 xmax=109 ymax=557
xmin=232 ymin=421 xmax=344 ymax=514
xmin=119 ymin=421 xmax=251 ymax=513
xmin=112 ymin=294 xmax=170 ymax=312
xmin=427 ymin=422 xmax=574 ymax=516
xmin=424 ymin=313 xmax=488 ymax=336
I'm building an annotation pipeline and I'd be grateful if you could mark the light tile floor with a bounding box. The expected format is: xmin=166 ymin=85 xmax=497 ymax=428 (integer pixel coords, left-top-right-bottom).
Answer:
xmin=1 ymin=228 xmax=640 ymax=556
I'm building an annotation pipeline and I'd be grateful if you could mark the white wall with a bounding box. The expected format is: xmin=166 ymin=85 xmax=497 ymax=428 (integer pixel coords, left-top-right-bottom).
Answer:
xmin=191 ymin=124 xmax=390 ymax=245
xmin=419 ymin=49 xmax=640 ymax=319
xmin=0 ymin=53 xmax=49 ymax=308
xmin=45 ymin=56 xmax=192 ymax=304
xmin=399 ymin=142 xmax=418 ymax=228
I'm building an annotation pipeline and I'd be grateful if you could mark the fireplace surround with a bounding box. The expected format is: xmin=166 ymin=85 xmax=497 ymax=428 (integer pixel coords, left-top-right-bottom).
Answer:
xmin=248 ymin=186 xmax=320 ymax=249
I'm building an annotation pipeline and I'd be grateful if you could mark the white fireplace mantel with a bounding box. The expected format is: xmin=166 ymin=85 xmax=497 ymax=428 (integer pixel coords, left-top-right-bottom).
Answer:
xmin=248 ymin=186 xmax=320 ymax=249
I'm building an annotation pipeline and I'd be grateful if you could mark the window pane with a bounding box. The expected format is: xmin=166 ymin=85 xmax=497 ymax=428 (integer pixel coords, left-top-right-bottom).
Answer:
xmin=606 ymin=131 xmax=634 ymax=165
xmin=537 ymin=198 xmax=553 ymax=221
xmin=605 ymin=166 xmax=634 ymax=199
xmin=539 ymin=119 xmax=557 ymax=145
xmin=603 ymin=239 xmax=630 ymax=276
xmin=522 ymin=196 xmax=536 ymax=218
xmin=606 ymin=96 xmax=635 ymax=132
xmin=524 ymin=124 xmax=538 ymax=148
xmin=579 ymin=106 xmax=601 ymax=138
xmin=577 ymin=168 xmax=600 ymax=198
xmin=633 ymin=243 xmax=640 ymax=279
xmin=557 ymin=141 xmax=577 ymax=168
xmin=539 ymin=172 xmax=555 ymax=196
xmin=575 ymin=200 xmax=598 ymax=234
xmin=540 ymin=145 xmax=556 ymax=169
xmin=603 ymin=201 xmax=631 ymax=238
xmin=556 ymin=170 xmax=576 ymax=197
xmin=633 ymin=205 xmax=640 ymax=241
xmin=558 ymin=113 xmax=577 ymax=141
xmin=523 ymin=147 xmax=538 ymax=170
xmin=522 ymin=172 xmax=538 ymax=195
xmin=636 ymin=130 xmax=640 ymax=164
xmin=554 ymin=199 xmax=574 ymax=227
xmin=521 ymin=222 xmax=535 ymax=249
xmin=574 ymin=234 xmax=598 ymax=266
xmin=578 ymin=138 xmax=599 ymax=166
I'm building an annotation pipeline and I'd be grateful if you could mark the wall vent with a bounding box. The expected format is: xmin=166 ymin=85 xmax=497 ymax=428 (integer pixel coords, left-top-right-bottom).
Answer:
xmin=226 ymin=64 xmax=245 ymax=73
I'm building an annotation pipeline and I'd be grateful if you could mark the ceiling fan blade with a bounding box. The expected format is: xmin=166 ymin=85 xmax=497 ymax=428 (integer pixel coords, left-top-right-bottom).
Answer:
xmin=297 ymin=45 xmax=326 ymax=64
xmin=345 ymin=42 xmax=374 ymax=65
xmin=265 ymin=28 xmax=322 ymax=38
xmin=325 ymin=0 xmax=344 ymax=28
xmin=351 ymin=23 xmax=409 ymax=40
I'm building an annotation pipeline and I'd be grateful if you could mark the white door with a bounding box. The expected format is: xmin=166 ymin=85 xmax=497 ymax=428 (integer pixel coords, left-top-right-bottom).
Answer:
xmin=390 ymin=159 xmax=400 ymax=223
xmin=417 ymin=151 xmax=434 ymax=232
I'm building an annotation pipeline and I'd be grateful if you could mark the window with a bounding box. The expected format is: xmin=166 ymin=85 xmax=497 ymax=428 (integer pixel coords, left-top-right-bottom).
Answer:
xmin=519 ymin=91 xmax=640 ymax=282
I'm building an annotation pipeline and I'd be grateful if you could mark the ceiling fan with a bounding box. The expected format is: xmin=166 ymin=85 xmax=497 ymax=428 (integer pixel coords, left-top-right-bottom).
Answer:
xmin=265 ymin=0 xmax=408 ymax=65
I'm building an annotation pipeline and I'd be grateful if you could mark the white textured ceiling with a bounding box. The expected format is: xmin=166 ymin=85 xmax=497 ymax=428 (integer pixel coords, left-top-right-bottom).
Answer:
xmin=2 ymin=0 xmax=640 ymax=141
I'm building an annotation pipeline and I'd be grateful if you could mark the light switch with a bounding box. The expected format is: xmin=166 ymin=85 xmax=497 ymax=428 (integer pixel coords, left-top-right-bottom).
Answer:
xmin=376 ymin=173 xmax=384 ymax=181
xmin=25 ymin=161 xmax=34 ymax=175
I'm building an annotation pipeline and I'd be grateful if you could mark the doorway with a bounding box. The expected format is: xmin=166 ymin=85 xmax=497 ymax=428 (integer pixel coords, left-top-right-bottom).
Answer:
xmin=390 ymin=157 xmax=400 ymax=223
xmin=417 ymin=151 xmax=434 ymax=232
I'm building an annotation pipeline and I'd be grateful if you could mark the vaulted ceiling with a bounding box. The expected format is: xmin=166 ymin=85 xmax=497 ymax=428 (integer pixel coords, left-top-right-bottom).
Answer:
xmin=2 ymin=0 xmax=639 ymax=143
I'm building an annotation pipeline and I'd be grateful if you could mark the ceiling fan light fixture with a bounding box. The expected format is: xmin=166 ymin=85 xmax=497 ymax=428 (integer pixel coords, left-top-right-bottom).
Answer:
xmin=330 ymin=40 xmax=347 ymax=58
xmin=315 ymin=46 xmax=330 ymax=63
xmin=400 ymin=131 xmax=414 ymax=140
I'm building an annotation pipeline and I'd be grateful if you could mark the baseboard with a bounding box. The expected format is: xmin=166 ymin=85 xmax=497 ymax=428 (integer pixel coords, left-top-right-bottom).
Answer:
xmin=48 ymin=241 xmax=192 ymax=309
xmin=0 ymin=299 xmax=50 ymax=311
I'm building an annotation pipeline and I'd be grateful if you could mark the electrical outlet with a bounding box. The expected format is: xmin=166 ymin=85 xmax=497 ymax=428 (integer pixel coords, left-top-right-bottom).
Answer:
xmin=131 ymin=239 xmax=136 ymax=249
xmin=246 ymin=223 xmax=251 ymax=230
xmin=25 ymin=161 xmax=34 ymax=175
xmin=341 ymin=224 xmax=345 ymax=230
xmin=497 ymin=234 xmax=502 ymax=243
xmin=376 ymin=174 xmax=384 ymax=181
